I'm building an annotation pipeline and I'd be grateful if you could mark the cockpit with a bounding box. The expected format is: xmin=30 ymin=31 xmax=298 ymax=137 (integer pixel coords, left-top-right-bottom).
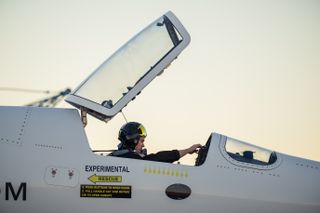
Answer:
xmin=195 ymin=134 xmax=279 ymax=168
xmin=65 ymin=11 xmax=278 ymax=168
xmin=225 ymin=137 xmax=277 ymax=165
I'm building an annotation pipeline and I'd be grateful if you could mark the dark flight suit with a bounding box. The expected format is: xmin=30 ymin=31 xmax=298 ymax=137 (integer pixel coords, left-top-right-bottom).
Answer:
xmin=110 ymin=149 xmax=180 ymax=163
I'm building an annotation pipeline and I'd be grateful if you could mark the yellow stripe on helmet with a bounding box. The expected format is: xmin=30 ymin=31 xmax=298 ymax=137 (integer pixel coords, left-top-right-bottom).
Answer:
xmin=138 ymin=124 xmax=147 ymax=137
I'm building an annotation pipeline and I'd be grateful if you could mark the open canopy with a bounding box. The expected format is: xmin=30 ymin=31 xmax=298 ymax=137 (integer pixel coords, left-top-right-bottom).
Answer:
xmin=65 ymin=11 xmax=190 ymax=122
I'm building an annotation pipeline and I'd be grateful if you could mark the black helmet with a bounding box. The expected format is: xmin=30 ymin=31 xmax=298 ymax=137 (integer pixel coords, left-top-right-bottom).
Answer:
xmin=118 ymin=122 xmax=147 ymax=150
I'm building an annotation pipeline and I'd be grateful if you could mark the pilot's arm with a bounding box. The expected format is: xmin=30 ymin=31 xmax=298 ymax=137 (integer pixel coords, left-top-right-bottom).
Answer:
xmin=144 ymin=150 xmax=180 ymax=163
xmin=144 ymin=144 xmax=201 ymax=163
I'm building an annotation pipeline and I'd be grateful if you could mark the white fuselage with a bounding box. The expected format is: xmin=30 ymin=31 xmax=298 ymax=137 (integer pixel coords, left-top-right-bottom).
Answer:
xmin=0 ymin=106 xmax=319 ymax=213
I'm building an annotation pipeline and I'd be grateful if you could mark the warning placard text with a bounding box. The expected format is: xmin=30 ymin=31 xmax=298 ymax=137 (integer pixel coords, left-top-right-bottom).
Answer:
xmin=80 ymin=185 xmax=131 ymax=198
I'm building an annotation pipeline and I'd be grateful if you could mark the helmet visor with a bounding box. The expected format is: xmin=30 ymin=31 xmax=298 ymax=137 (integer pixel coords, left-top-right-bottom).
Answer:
xmin=138 ymin=125 xmax=147 ymax=138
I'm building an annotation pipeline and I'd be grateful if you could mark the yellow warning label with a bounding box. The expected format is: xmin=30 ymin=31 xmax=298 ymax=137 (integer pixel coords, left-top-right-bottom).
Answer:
xmin=88 ymin=174 xmax=122 ymax=184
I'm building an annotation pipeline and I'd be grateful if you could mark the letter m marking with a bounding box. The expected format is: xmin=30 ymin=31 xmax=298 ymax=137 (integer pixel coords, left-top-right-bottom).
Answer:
xmin=5 ymin=182 xmax=27 ymax=201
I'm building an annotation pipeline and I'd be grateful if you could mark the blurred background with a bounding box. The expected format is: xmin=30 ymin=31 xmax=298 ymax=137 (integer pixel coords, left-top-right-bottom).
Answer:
xmin=1 ymin=0 xmax=319 ymax=165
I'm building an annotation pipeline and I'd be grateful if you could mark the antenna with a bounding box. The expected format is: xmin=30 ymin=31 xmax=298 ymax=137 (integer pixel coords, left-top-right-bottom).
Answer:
xmin=120 ymin=110 xmax=128 ymax=123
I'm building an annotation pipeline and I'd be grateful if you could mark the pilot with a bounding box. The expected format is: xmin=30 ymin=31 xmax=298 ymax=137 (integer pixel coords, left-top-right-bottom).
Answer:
xmin=110 ymin=122 xmax=201 ymax=163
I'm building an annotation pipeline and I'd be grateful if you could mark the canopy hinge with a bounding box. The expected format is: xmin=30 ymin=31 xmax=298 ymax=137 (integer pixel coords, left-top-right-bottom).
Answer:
xmin=80 ymin=108 xmax=88 ymax=127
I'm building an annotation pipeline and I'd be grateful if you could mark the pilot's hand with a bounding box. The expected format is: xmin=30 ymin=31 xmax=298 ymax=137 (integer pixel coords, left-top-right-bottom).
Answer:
xmin=187 ymin=144 xmax=202 ymax=154
xmin=178 ymin=144 xmax=202 ymax=158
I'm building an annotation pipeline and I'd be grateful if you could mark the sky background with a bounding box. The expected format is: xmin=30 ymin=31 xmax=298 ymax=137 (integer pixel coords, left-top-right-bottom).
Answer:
xmin=1 ymin=0 xmax=319 ymax=165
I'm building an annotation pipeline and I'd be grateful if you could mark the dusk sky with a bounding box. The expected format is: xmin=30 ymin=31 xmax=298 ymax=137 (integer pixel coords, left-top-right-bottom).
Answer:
xmin=1 ymin=0 xmax=319 ymax=164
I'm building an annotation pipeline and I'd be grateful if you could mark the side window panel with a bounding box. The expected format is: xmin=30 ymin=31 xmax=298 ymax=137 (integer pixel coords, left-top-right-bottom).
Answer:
xmin=225 ymin=138 xmax=277 ymax=166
